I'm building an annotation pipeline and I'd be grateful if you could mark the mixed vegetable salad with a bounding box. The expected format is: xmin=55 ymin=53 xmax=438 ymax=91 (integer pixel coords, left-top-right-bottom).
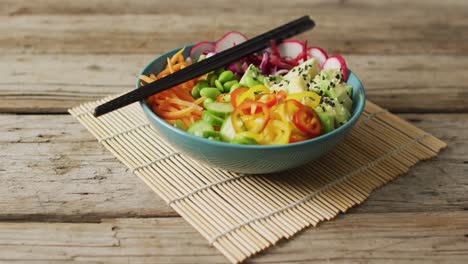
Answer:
xmin=141 ymin=32 xmax=353 ymax=145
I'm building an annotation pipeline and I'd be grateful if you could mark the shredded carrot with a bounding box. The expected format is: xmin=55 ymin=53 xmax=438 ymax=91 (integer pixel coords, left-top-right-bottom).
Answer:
xmin=166 ymin=57 xmax=174 ymax=73
xmin=193 ymin=97 xmax=205 ymax=105
xmin=156 ymin=107 xmax=195 ymax=119
xmin=141 ymin=48 xmax=204 ymax=127
xmin=170 ymin=47 xmax=185 ymax=65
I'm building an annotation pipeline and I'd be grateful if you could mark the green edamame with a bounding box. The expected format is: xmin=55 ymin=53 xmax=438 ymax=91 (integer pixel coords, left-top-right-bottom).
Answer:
xmin=197 ymin=80 xmax=209 ymax=89
xmin=218 ymin=70 xmax=235 ymax=83
xmin=191 ymin=85 xmax=201 ymax=98
xmin=200 ymin=87 xmax=220 ymax=100
xmin=209 ymin=74 xmax=217 ymax=87
xmin=191 ymin=80 xmax=209 ymax=98
xmin=223 ymin=80 xmax=239 ymax=92
xmin=214 ymin=80 xmax=224 ymax=92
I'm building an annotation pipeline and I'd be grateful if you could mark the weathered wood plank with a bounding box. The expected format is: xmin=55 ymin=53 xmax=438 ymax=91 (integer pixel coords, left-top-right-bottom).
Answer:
xmin=1 ymin=4 xmax=467 ymax=55
xmin=2 ymin=54 xmax=467 ymax=113
xmin=0 ymin=212 xmax=466 ymax=263
xmin=0 ymin=115 xmax=176 ymax=221
xmin=0 ymin=114 xmax=466 ymax=221
xmin=2 ymin=0 xmax=467 ymax=16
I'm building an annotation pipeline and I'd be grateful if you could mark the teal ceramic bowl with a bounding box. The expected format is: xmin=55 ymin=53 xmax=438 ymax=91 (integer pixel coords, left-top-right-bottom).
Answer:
xmin=139 ymin=45 xmax=366 ymax=174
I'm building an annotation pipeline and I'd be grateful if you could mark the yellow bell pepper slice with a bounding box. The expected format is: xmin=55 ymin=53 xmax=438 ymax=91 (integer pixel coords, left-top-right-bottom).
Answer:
xmin=237 ymin=85 xmax=270 ymax=105
xmin=260 ymin=119 xmax=291 ymax=145
xmin=286 ymin=91 xmax=321 ymax=108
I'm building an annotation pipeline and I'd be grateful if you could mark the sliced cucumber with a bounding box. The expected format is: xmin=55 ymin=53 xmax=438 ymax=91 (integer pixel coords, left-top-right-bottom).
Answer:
xmin=187 ymin=120 xmax=214 ymax=137
xmin=202 ymin=130 xmax=221 ymax=140
xmin=203 ymin=98 xmax=214 ymax=109
xmin=230 ymin=135 xmax=258 ymax=145
xmin=202 ymin=111 xmax=225 ymax=127
xmin=206 ymin=102 xmax=234 ymax=117
xmin=220 ymin=115 xmax=236 ymax=142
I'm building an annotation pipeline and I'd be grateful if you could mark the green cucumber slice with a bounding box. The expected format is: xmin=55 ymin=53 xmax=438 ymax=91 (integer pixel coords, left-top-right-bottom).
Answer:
xmin=187 ymin=120 xmax=214 ymax=137
xmin=202 ymin=111 xmax=225 ymax=126
xmin=206 ymin=102 xmax=234 ymax=117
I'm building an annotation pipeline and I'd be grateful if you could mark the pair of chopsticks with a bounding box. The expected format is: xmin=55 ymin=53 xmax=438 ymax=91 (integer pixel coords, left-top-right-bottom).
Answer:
xmin=93 ymin=16 xmax=315 ymax=117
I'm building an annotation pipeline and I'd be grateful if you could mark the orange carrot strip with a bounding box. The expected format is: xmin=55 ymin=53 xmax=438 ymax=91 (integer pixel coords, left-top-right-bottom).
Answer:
xmin=139 ymin=75 xmax=154 ymax=84
xmin=170 ymin=48 xmax=185 ymax=65
xmin=156 ymin=107 xmax=195 ymax=119
xmin=149 ymin=74 xmax=158 ymax=80
xmin=193 ymin=97 xmax=205 ymax=105
xmin=166 ymin=57 xmax=174 ymax=73
xmin=167 ymin=98 xmax=203 ymax=111
xmin=172 ymin=86 xmax=194 ymax=102
xmin=157 ymin=63 xmax=186 ymax=78
xmin=177 ymin=54 xmax=185 ymax=64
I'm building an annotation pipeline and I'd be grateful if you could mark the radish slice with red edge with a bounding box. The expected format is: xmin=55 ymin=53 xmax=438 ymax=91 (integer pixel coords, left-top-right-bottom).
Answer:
xmin=323 ymin=54 xmax=349 ymax=81
xmin=214 ymin=31 xmax=248 ymax=53
xmin=189 ymin=41 xmax=215 ymax=60
xmin=277 ymin=39 xmax=304 ymax=59
xmin=307 ymin=47 xmax=328 ymax=67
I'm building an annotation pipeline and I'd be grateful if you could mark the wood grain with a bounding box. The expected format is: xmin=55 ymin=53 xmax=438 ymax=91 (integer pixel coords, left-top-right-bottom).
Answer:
xmin=1 ymin=0 xmax=467 ymax=55
xmin=2 ymin=0 xmax=467 ymax=15
xmin=0 ymin=115 xmax=175 ymax=221
xmin=1 ymin=0 xmax=465 ymax=262
xmin=0 ymin=212 xmax=466 ymax=263
xmin=2 ymin=54 xmax=467 ymax=113
xmin=1 ymin=113 xmax=466 ymax=222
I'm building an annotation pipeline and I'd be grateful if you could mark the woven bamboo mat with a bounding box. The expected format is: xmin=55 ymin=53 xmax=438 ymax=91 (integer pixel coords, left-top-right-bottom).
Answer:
xmin=69 ymin=95 xmax=446 ymax=263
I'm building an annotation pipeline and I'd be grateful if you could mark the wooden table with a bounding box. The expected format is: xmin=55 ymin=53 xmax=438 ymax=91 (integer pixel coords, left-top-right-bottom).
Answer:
xmin=1 ymin=0 xmax=467 ymax=263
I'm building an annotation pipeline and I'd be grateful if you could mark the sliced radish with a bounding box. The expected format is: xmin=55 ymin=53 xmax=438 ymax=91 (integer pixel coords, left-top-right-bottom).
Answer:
xmin=214 ymin=31 xmax=248 ymax=53
xmin=307 ymin=47 xmax=328 ymax=67
xmin=323 ymin=54 xmax=349 ymax=81
xmin=189 ymin=41 xmax=215 ymax=60
xmin=277 ymin=39 xmax=304 ymax=59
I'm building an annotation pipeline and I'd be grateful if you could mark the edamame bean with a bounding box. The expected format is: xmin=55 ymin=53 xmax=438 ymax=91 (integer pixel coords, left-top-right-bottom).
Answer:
xmin=223 ymin=80 xmax=238 ymax=92
xmin=203 ymin=97 xmax=214 ymax=109
xmin=214 ymin=80 xmax=224 ymax=92
xmin=218 ymin=70 xmax=235 ymax=83
xmin=209 ymin=74 xmax=217 ymax=87
xmin=200 ymin=87 xmax=220 ymax=100
xmin=197 ymin=80 xmax=209 ymax=89
xmin=191 ymin=80 xmax=210 ymax=98
xmin=191 ymin=85 xmax=201 ymax=98
xmin=229 ymin=83 xmax=243 ymax=93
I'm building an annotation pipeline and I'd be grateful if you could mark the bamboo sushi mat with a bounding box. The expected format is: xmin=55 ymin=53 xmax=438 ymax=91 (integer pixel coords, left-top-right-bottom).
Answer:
xmin=69 ymin=95 xmax=446 ymax=264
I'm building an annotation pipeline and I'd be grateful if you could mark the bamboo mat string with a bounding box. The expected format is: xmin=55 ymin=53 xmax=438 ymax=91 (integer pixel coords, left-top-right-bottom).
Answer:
xmin=69 ymin=96 xmax=446 ymax=264
xmin=207 ymin=132 xmax=428 ymax=244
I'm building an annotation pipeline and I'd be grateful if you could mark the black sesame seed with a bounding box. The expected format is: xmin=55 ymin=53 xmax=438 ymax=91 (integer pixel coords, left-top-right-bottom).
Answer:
xmin=279 ymin=83 xmax=283 ymax=87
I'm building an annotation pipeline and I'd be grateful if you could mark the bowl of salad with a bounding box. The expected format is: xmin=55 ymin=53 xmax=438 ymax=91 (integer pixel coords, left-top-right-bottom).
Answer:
xmin=138 ymin=32 xmax=365 ymax=174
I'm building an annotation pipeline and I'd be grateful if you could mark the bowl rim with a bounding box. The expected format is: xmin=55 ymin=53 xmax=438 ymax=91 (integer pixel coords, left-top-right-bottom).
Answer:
xmin=138 ymin=45 xmax=366 ymax=150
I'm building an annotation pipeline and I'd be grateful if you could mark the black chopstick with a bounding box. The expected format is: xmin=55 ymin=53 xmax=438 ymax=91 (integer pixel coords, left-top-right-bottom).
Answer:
xmin=93 ymin=16 xmax=315 ymax=117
